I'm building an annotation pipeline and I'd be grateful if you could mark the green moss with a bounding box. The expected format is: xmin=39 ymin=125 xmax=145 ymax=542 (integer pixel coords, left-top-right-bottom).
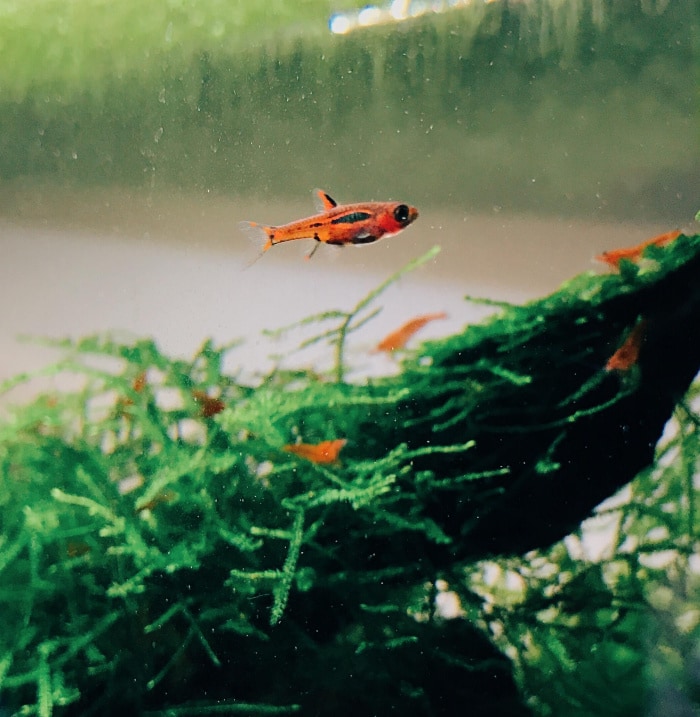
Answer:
xmin=1 ymin=233 xmax=699 ymax=715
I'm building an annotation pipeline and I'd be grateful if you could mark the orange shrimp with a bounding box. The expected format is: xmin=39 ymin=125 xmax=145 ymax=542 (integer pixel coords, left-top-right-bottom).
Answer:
xmin=596 ymin=230 xmax=681 ymax=270
xmin=132 ymin=371 xmax=148 ymax=393
xmin=136 ymin=489 xmax=177 ymax=513
xmin=240 ymin=189 xmax=419 ymax=260
xmin=605 ymin=319 xmax=647 ymax=372
xmin=191 ymin=389 xmax=225 ymax=418
xmin=66 ymin=541 xmax=91 ymax=558
xmin=283 ymin=439 xmax=348 ymax=464
xmin=116 ymin=371 xmax=148 ymax=413
xmin=375 ymin=312 xmax=448 ymax=352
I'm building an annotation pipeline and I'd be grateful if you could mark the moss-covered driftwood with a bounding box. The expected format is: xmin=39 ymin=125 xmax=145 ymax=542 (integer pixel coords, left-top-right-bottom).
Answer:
xmin=1 ymin=232 xmax=699 ymax=716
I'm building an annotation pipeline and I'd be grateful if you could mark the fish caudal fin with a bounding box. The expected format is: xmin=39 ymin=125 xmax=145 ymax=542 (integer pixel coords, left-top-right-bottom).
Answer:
xmin=238 ymin=220 xmax=275 ymax=254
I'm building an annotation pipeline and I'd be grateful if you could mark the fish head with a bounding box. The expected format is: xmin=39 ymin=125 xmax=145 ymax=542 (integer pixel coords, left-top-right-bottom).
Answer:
xmin=379 ymin=202 xmax=419 ymax=236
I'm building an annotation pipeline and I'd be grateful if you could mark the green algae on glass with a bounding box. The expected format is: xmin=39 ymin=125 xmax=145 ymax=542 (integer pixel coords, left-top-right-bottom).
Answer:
xmin=0 ymin=0 xmax=695 ymax=220
xmin=1 ymin=233 xmax=700 ymax=715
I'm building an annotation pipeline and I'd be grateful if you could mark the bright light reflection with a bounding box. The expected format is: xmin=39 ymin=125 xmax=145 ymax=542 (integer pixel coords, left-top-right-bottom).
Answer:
xmin=358 ymin=6 xmax=383 ymax=26
xmin=390 ymin=0 xmax=410 ymax=19
xmin=330 ymin=0 xmax=476 ymax=35
xmin=329 ymin=13 xmax=353 ymax=34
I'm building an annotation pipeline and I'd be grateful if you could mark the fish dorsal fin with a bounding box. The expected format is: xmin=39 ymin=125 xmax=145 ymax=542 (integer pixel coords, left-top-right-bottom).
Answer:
xmin=313 ymin=189 xmax=338 ymax=212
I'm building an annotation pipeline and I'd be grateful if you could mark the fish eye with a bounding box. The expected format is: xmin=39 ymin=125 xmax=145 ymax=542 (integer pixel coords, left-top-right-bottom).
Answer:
xmin=393 ymin=204 xmax=410 ymax=223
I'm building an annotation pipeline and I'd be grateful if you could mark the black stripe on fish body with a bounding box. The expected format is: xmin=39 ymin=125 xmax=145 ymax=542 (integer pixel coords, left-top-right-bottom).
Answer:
xmin=331 ymin=211 xmax=373 ymax=225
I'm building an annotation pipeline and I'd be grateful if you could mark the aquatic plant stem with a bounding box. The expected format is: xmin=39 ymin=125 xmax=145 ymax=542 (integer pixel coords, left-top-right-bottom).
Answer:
xmin=334 ymin=245 xmax=441 ymax=382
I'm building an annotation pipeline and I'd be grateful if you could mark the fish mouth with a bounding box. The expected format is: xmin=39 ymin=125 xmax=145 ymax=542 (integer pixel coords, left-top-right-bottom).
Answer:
xmin=408 ymin=206 xmax=419 ymax=223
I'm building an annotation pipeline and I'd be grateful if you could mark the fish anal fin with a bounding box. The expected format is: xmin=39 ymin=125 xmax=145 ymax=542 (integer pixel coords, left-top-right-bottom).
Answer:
xmin=313 ymin=188 xmax=338 ymax=212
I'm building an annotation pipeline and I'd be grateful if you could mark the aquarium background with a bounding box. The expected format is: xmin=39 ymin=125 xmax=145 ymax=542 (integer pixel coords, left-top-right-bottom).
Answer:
xmin=1 ymin=0 xmax=699 ymax=715
xmin=1 ymin=0 xmax=697 ymax=393
xmin=0 ymin=0 xmax=696 ymax=217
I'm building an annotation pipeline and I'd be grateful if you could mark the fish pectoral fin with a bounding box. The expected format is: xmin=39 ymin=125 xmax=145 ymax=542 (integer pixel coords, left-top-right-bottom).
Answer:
xmin=313 ymin=188 xmax=338 ymax=211
xmin=305 ymin=242 xmax=322 ymax=260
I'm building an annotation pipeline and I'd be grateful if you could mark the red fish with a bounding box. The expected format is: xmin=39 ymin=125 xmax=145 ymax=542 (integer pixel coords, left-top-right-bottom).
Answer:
xmin=375 ymin=312 xmax=448 ymax=352
xmin=596 ymin=230 xmax=681 ymax=269
xmin=240 ymin=189 xmax=419 ymax=259
xmin=283 ymin=438 xmax=347 ymax=464
xmin=605 ymin=319 xmax=647 ymax=372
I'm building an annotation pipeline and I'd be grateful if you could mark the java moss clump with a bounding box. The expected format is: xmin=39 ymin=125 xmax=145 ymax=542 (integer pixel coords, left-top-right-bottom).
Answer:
xmin=1 ymin=234 xmax=699 ymax=716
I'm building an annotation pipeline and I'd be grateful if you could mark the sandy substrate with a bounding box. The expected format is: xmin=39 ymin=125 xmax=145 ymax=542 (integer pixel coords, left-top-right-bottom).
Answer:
xmin=0 ymin=186 xmax=675 ymax=406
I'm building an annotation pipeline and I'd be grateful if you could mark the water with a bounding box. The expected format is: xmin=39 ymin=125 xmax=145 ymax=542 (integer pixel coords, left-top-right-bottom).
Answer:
xmin=0 ymin=185 xmax=672 ymax=403
xmin=1 ymin=0 xmax=696 ymax=395
xmin=0 ymin=0 xmax=696 ymax=217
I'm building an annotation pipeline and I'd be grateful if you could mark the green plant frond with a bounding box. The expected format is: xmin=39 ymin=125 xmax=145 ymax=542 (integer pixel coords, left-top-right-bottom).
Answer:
xmin=143 ymin=700 xmax=301 ymax=715
xmin=217 ymin=525 xmax=264 ymax=553
xmin=371 ymin=508 xmax=452 ymax=545
xmin=228 ymin=569 xmax=283 ymax=583
xmin=262 ymin=310 xmax=349 ymax=339
xmin=334 ymin=245 xmax=441 ymax=381
xmin=269 ymin=509 xmax=305 ymax=626
xmin=50 ymin=488 xmax=121 ymax=527
xmin=356 ymin=635 xmax=419 ymax=654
